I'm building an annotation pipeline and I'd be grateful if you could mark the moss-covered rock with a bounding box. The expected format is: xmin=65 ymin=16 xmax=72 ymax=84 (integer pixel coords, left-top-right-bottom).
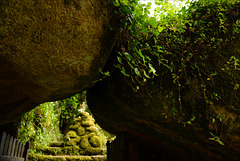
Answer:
xmin=81 ymin=120 xmax=95 ymax=127
xmin=49 ymin=141 xmax=64 ymax=147
xmin=29 ymin=153 xmax=67 ymax=161
xmin=65 ymin=156 xmax=93 ymax=161
xmin=77 ymin=126 xmax=86 ymax=136
xmin=63 ymin=146 xmax=81 ymax=156
xmin=0 ymin=0 xmax=120 ymax=126
xmin=36 ymin=147 xmax=64 ymax=156
xmin=87 ymin=2 xmax=240 ymax=160
xmin=34 ymin=111 xmax=104 ymax=156
xmin=89 ymin=136 xmax=102 ymax=148
xmin=64 ymin=131 xmax=80 ymax=146
xmin=28 ymin=153 xmax=102 ymax=161
xmin=61 ymin=112 xmax=104 ymax=155
xmin=86 ymin=126 xmax=98 ymax=134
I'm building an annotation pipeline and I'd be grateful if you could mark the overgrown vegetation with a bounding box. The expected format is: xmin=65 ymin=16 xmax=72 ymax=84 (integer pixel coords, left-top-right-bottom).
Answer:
xmin=18 ymin=102 xmax=62 ymax=147
xmin=18 ymin=92 xmax=113 ymax=154
xmin=106 ymin=0 xmax=240 ymax=144
xmin=18 ymin=0 xmax=240 ymax=154
xmin=112 ymin=0 xmax=240 ymax=95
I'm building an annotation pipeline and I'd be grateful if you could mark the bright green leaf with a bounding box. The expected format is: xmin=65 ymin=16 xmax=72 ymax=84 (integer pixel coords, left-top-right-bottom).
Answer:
xmin=158 ymin=26 xmax=164 ymax=33
xmin=149 ymin=17 xmax=158 ymax=28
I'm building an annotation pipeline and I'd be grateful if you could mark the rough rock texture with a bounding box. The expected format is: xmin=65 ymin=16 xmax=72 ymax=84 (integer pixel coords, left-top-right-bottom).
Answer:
xmin=87 ymin=8 xmax=240 ymax=160
xmin=64 ymin=112 xmax=103 ymax=155
xmin=87 ymin=67 xmax=240 ymax=160
xmin=36 ymin=112 xmax=104 ymax=156
xmin=0 ymin=0 xmax=119 ymax=125
xmin=28 ymin=153 xmax=106 ymax=161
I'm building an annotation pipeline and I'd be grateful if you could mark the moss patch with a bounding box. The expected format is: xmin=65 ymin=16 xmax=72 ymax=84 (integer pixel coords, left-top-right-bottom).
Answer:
xmin=33 ymin=111 xmax=105 ymax=156
xmin=77 ymin=126 xmax=86 ymax=136
xmin=82 ymin=120 xmax=95 ymax=127
xmin=28 ymin=153 xmax=103 ymax=161
xmin=86 ymin=126 xmax=98 ymax=134
xmin=89 ymin=136 xmax=102 ymax=148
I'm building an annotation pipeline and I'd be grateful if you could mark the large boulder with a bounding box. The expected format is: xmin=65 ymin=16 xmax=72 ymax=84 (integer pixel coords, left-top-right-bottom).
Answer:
xmin=0 ymin=0 xmax=119 ymax=126
xmin=87 ymin=62 xmax=240 ymax=160
xmin=87 ymin=2 xmax=240 ymax=161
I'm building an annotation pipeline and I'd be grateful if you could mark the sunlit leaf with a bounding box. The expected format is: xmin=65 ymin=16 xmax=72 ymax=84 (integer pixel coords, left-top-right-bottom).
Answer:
xmin=149 ymin=17 xmax=158 ymax=28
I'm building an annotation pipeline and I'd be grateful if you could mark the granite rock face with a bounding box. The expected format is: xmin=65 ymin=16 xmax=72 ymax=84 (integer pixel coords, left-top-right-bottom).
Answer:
xmin=0 ymin=0 xmax=119 ymax=125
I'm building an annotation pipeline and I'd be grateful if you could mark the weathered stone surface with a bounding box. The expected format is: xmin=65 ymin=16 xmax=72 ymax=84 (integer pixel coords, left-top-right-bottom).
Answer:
xmin=0 ymin=0 xmax=119 ymax=125
xmin=87 ymin=35 xmax=240 ymax=161
xmin=87 ymin=2 xmax=240 ymax=161
xmin=87 ymin=68 xmax=240 ymax=160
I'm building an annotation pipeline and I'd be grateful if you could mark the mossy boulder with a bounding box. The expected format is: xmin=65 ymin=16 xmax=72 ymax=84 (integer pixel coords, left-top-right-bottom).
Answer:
xmin=0 ymin=0 xmax=120 ymax=126
xmin=77 ymin=126 xmax=85 ymax=136
xmin=65 ymin=131 xmax=80 ymax=146
xmin=86 ymin=2 xmax=240 ymax=161
xmin=89 ymin=136 xmax=102 ymax=148
xmin=81 ymin=120 xmax=95 ymax=127
xmin=86 ymin=126 xmax=98 ymax=134
xmin=63 ymin=112 xmax=104 ymax=155
xmin=49 ymin=141 xmax=64 ymax=147
xmin=28 ymin=153 xmax=98 ymax=161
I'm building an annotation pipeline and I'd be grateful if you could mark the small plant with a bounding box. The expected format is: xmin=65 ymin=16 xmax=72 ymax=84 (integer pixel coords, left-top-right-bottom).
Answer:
xmin=209 ymin=132 xmax=225 ymax=146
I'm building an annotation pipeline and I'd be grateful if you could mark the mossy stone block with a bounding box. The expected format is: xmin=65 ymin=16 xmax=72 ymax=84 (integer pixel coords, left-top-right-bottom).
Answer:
xmin=81 ymin=120 xmax=94 ymax=127
xmin=86 ymin=126 xmax=98 ymax=134
xmin=65 ymin=131 xmax=78 ymax=138
xmin=79 ymin=135 xmax=91 ymax=149
xmin=37 ymin=147 xmax=63 ymax=155
xmin=65 ymin=156 xmax=92 ymax=161
xmin=28 ymin=153 xmax=67 ymax=161
xmin=77 ymin=126 xmax=86 ymax=136
xmin=89 ymin=136 xmax=102 ymax=148
xmin=69 ymin=123 xmax=81 ymax=130
xmin=65 ymin=131 xmax=80 ymax=146
xmin=63 ymin=146 xmax=81 ymax=155
xmin=49 ymin=141 xmax=64 ymax=147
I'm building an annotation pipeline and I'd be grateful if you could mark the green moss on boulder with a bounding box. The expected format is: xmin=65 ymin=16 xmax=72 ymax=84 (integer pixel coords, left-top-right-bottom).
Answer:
xmin=69 ymin=124 xmax=80 ymax=130
xmin=62 ymin=112 xmax=104 ymax=155
xmin=63 ymin=146 xmax=81 ymax=156
xmin=34 ymin=112 xmax=104 ymax=156
xmin=49 ymin=141 xmax=64 ymax=147
xmin=28 ymin=153 xmax=98 ymax=161
xmin=36 ymin=147 xmax=63 ymax=156
xmin=89 ymin=136 xmax=102 ymax=148
xmin=81 ymin=120 xmax=95 ymax=127
xmin=77 ymin=126 xmax=85 ymax=136
xmin=86 ymin=126 xmax=98 ymax=134
xmin=64 ymin=131 xmax=80 ymax=146
xmin=0 ymin=0 xmax=120 ymax=126
xmin=29 ymin=153 xmax=67 ymax=161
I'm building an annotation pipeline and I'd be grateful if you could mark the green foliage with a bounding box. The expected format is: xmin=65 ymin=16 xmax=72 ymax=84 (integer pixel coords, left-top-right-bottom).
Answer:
xmin=112 ymin=0 xmax=240 ymax=105
xmin=18 ymin=102 xmax=63 ymax=147
xmin=59 ymin=92 xmax=85 ymax=122
xmin=59 ymin=92 xmax=86 ymax=134
xmin=209 ymin=132 xmax=225 ymax=145
xmin=111 ymin=1 xmax=240 ymax=140
xmin=18 ymin=91 xmax=112 ymax=157
xmin=18 ymin=92 xmax=87 ymax=150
